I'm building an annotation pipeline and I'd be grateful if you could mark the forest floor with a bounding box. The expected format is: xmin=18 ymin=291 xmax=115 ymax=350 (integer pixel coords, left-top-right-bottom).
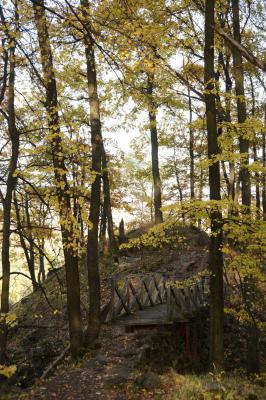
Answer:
xmin=14 ymin=324 xmax=266 ymax=400
xmin=1 ymin=225 xmax=266 ymax=399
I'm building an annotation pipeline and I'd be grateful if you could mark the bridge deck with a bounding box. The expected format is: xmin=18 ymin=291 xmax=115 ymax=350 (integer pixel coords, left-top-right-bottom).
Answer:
xmin=107 ymin=273 xmax=209 ymax=327
xmin=114 ymin=304 xmax=187 ymax=327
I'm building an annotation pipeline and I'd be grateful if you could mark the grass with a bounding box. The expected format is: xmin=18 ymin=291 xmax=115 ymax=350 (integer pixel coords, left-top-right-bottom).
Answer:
xmin=165 ymin=371 xmax=266 ymax=400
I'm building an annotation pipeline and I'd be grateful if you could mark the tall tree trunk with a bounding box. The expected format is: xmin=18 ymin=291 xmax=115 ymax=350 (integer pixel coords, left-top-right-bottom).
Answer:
xmin=147 ymin=73 xmax=163 ymax=224
xmin=102 ymin=146 xmax=118 ymax=255
xmin=100 ymin=203 xmax=108 ymax=255
xmin=32 ymin=0 xmax=82 ymax=358
xmin=253 ymin=144 xmax=261 ymax=218
xmin=38 ymin=205 xmax=46 ymax=283
xmin=118 ymin=219 xmax=126 ymax=245
xmin=232 ymin=0 xmax=251 ymax=209
xmin=80 ymin=0 xmax=102 ymax=343
xmin=38 ymin=238 xmax=45 ymax=283
xmin=220 ymin=51 xmax=236 ymax=203
xmin=249 ymin=75 xmax=261 ymax=218
xmin=204 ymin=0 xmax=224 ymax=370
xmin=25 ymin=193 xmax=38 ymax=289
xmin=188 ymin=86 xmax=195 ymax=199
xmin=198 ymin=165 xmax=204 ymax=228
xmin=173 ymin=143 xmax=183 ymax=203
xmin=263 ymin=107 xmax=266 ymax=220
xmin=0 ymin=33 xmax=19 ymax=363
xmin=232 ymin=0 xmax=259 ymax=373
xmin=14 ymin=195 xmax=38 ymax=291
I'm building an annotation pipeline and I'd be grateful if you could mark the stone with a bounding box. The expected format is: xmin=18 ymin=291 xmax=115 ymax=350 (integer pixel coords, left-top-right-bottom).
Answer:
xmin=20 ymin=297 xmax=30 ymax=305
xmin=85 ymin=359 xmax=104 ymax=373
xmin=245 ymin=394 xmax=258 ymax=400
xmin=204 ymin=382 xmax=222 ymax=392
xmin=104 ymin=365 xmax=132 ymax=388
xmin=22 ymin=329 xmax=45 ymax=350
xmin=104 ymin=374 xmax=128 ymax=388
xmin=119 ymin=348 xmax=137 ymax=358
xmin=96 ymin=354 xmax=108 ymax=365
xmin=135 ymin=372 xmax=162 ymax=390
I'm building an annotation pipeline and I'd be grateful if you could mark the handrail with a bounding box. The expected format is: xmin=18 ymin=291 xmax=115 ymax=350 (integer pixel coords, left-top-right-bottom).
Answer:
xmin=106 ymin=273 xmax=209 ymax=323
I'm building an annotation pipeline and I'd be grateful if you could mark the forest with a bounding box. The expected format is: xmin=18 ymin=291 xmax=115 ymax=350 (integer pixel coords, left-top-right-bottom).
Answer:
xmin=0 ymin=0 xmax=266 ymax=399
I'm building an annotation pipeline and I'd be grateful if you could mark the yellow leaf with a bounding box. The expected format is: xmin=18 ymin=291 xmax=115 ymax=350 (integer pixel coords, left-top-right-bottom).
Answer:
xmin=0 ymin=364 xmax=17 ymax=378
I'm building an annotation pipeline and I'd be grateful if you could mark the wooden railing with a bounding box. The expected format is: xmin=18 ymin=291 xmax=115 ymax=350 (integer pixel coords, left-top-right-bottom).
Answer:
xmin=106 ymin=273 xmax=209 ymax=323
xmin=166 ymin=275 xmax=209 ymax=320
xmin=107 ymin=273 xmax=167 ymax=321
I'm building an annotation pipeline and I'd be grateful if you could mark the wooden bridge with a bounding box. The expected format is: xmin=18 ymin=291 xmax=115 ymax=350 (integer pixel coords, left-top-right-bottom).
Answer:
xmin=106 ymin=273 xmax=209 ymax=329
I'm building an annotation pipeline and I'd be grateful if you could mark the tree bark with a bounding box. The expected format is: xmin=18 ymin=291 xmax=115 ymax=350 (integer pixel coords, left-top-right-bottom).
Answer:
xmin=80 ymin=0 xmax=102 ymax=343
xmin=38 ymin=238 xmax=46 ymax=283
xmin=0 ymin=31 xmax=19 ymax=363
xmin=232 ymin=0 xmax=260 ymax=374
xmin=220 ymin=51 xmax=236 ymax=203
xmin=102 ymin=146 xmax=118 ymax=255
xmin=32 ymin=0 xmax=82 ymax=358
xmin=249 ymin=76 xmax=261 ymax=218
xmin=99 ymin=203 xmax=108 ymax=254
xmin=188 ymin=86 xmax=195 ymax=199
xmin=14 ymin=194 xmax=38 ymax=291
xmin=263 ymin=107 xmax=266 ymax=220
xmin=173 ymin=143 xmax=183 ymax=203
xmin=25 ymin=193 xmax=38 ymax=289
xmin=118 ymin=219 xmax=126 ymax=245
xmin=204 ymin=0 xmax=224 ymax=370
xmin=232 ymin=0 xmax=259 ymax=374
xmin=232 ymin=0 xmax=251 ymax=209
xmin=147 ymin=73 xmax=163 ymax=224
xmin=214 ymin=25 xmax=266 ymax=72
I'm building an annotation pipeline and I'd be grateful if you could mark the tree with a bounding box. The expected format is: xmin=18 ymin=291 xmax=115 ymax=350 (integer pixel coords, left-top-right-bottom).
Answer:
xmin=214 ymin=25 xmax=266 ymax=72
xmin=0 ymin=1 xmax=20 ymax=362
xmin=32 ymin=0 xmax=83 ymax=358
xmin=147 ymin=71 xmax=163 ymax=224
xmin=232 ymin=0 xmax=251 ymax=209
xmin=0 ymin=0 xmax=264 ymax=377
xmin=231 ymin=0 xmax=259 ymax=374
xmin=80 ymin=0 xmax=103 ymax=343
xmin=204 ymin=0 xmax=224 ymax=370
xmin=13 ymin=192 xmax=38 ymax=291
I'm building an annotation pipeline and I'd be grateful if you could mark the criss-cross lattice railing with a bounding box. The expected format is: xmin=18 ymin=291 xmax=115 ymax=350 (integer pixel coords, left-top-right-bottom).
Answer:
xmin=107 ymin=273 xmax=167 ymax=321
xmin=107 ymin=273 xmax=209 ymax=323
xmin=166 ymin=275 xmax=209 ymax=320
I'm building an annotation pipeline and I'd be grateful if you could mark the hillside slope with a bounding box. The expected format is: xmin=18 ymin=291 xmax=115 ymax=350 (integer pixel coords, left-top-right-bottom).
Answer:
xmin=3 ymin=224 xmax=264 ymax=399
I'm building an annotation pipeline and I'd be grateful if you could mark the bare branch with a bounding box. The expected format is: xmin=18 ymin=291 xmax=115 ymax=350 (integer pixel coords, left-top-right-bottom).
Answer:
xmin=214 ymin=25 xmax=266 ymax=72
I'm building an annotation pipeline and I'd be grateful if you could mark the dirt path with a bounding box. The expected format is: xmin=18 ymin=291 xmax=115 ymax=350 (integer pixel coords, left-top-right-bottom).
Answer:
xmin=16 ymin=325 xmax=171 ymax=400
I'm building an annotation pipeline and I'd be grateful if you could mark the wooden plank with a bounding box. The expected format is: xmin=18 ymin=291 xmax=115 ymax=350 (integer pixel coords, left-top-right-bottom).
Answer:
xmin=107 ymin=278 xmax=115 ymax=322
xmin=196 ymin=283 xmax=205 ymax=306
xmin=167 ymin=286 xmax=186 ymax=321
xmin=109 ymin=273 xmax=210 ymax=325
xmin=116 ymin=304 xmax=174 ymax=326
xmin=184 ymin=287 xmax=197 ymax=315
xmin=143 ymin=277 xmax=155 ymax=307
xmin=114 ymin=285 xmax=131 ymax=315
xmin=129 ymin=280 xmax=143 ymax=310
xmin=167 ymin=287 xmax=174 ymax=320
xmin=117 ymin=304 xmax=189 ymax=327
xmin=192 ymin=284 xmax=200 ymax=307
xmin=153 ymin=275 xmax=164 ymax=304
xmin=186 ymin=286 xmax=197 ymax=312
xmin=148 ymin=277 xmax=158 ymax=304
xmin=176 ymin=288 xmax=187 ymax=313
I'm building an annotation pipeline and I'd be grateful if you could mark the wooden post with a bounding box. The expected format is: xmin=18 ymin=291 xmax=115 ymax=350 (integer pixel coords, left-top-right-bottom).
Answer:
xmin=185 ymin=322 xmax=191 ymax=357
xmin=108 ymin=277 xmax=115 ymax=322
xmin=167 ymin=286 xmax=172 ymax=321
